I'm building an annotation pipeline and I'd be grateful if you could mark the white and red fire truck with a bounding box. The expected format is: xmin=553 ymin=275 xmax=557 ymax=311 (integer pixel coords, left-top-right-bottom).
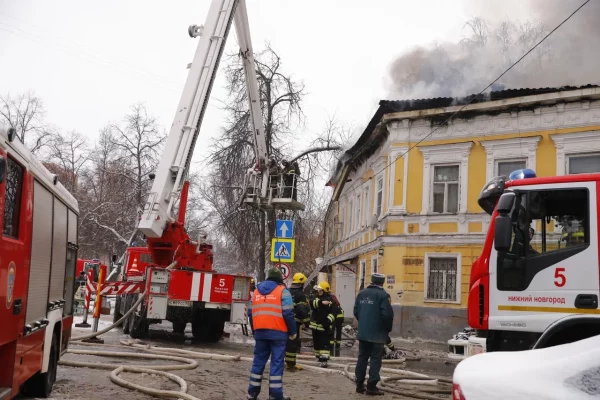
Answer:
xmin=115 ymin=0 xmax=303 ymax=341
xmin=465 ymin=168 xmax=600 ymax=356
xmin=0 ymin=125 xmax=79 ymax=399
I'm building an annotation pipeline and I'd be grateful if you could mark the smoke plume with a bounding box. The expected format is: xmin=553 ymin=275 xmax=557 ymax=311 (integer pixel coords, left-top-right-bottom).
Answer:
xmin=387 ymin=0 xmax=600 ymax=100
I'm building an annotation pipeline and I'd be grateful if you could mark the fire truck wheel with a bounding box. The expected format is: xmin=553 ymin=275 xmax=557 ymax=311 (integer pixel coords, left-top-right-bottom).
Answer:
xmin=113 ymin=296 xmax=123 ymax=326
xmin=24 ymin=332 xmax=59 ymax=397
xmin=192 ymin=318 xmax=224 ymax=342
xmin=122 ymin=297 xmax=131 ymax=334
xmin=129 ymin=309 xmax=149 ymax=339
xmin=172 ymin=320 xmax=187 ymax=334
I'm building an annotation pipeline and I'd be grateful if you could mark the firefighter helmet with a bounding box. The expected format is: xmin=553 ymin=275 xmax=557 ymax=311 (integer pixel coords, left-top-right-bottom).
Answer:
xmin=292 ymin=273 xmax=307 ymax=284
xmin=318 ymin=281 xmax=331 ymax=293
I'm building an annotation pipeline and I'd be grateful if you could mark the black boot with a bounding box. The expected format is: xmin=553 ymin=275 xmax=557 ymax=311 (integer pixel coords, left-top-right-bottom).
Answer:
xmin=366 ymin=385 xmax=384 ymax=396
xmin=356 ymin=381 xmax=366 ymax=394
xmin=268 ymin=396 xmax=291 ymax=400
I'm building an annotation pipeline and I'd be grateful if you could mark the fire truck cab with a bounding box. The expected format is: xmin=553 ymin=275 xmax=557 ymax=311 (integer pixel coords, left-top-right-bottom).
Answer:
xmin=0 ymin=126 xmax=79 ymax=399
xmin=467 ymin=168 xmax=600 ymax=354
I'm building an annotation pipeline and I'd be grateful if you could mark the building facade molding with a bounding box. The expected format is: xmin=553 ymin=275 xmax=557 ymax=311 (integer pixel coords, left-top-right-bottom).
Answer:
xmin=386 ymin=99 xmax=600 ymax=143
xmin=480 ymin=136 xmax=541 ymax=182
xmin=550 ymin=130 xmax=600 ymax=175
xmin=418 ymin=141 xmax=473 ymax=217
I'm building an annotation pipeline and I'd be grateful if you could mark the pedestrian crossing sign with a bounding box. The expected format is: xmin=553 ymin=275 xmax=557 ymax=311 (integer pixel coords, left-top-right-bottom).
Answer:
xmin=270 ymin=238 xmax=295 ymax=263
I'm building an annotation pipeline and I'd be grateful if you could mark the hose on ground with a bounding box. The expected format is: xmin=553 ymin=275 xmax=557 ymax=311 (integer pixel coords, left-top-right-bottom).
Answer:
xmin=65 ymin=336 xmax=451 ymax=399
xmin=71 ymin=289 xmax=148 ymax=341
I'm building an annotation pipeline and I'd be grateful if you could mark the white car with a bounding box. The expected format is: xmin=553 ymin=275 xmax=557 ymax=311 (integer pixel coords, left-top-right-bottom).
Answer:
xmin=452 ymin=335 xmax=600 ymax=399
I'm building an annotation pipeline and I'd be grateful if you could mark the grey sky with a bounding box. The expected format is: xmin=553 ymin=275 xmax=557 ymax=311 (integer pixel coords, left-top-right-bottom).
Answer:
xmin=0 ymin=1 xmax=523 ymax=170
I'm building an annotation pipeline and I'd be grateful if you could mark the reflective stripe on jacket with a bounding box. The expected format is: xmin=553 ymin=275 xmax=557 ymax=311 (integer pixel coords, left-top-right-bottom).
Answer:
xmin=251 ymin=285 xmax=289 ymax=332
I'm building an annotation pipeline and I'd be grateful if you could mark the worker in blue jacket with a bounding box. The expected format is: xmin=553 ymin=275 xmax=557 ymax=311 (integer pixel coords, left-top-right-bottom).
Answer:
xmin=247 ymin=268 xmax=297 ymax=400
xmin=353 ymin=273 xmax=394 ymax=396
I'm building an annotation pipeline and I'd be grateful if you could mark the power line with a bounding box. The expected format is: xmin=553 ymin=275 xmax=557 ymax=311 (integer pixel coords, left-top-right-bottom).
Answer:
xmin=0 ymin=16 xmax=184 ymax=92
xmin=339 ymin=0 xmax=590 ymax=200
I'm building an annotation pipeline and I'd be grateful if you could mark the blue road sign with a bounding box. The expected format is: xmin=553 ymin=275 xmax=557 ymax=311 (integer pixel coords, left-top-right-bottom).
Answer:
xmin=275 ymin=219 xmax=294 ymax=239
xmin=270 ymin=238 xmax=295 ymax=263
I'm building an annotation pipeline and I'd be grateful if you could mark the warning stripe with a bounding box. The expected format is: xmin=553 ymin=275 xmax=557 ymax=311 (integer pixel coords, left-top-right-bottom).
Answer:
xmin=498 ymin=305 xmax=600 ymax=314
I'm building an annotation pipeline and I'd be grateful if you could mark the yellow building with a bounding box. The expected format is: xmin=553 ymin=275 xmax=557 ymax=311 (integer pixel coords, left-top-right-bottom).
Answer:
xmin=319 ymin=85 xmax=600 ymax=341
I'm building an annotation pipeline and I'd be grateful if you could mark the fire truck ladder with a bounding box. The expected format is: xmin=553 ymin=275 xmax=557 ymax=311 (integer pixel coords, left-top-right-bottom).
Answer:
xmin=139 ymin=0 xmax=303 ymax=240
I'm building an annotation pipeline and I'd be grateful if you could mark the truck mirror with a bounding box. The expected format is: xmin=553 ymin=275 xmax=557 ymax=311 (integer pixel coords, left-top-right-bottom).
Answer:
xmin=494 ymin=215 xmax=513 ymax=252
xmin=112 ymin=254 xmax=117 ymax=263
xmin=0 ymin=156 xmax=5 ymax=184
xmin=496 ymin=192 xmax=515 ymax=214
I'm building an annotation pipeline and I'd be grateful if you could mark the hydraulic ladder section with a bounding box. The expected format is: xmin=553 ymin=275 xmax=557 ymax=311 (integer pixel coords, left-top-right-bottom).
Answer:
xmin=139 ymin=0 xmax=239 ymax=238
xmin=139 ymin=0 xmax=304 ymax=239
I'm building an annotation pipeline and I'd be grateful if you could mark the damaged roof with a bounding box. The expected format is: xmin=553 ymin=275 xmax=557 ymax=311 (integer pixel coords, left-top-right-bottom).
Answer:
xmin=327 ymin=84 xmax=600 ymax=192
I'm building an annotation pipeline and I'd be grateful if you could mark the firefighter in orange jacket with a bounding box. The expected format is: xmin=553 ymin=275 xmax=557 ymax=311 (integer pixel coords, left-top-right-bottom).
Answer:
xmin=247 ymin=268 xmax=296 ymax=400
xmin=310 ymin=281 xmax=335 ymax=368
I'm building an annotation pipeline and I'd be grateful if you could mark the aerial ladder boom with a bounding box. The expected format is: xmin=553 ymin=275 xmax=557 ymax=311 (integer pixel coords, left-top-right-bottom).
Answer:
xmin=140 ymin=0 xmax=303 ymax=240
xmin=139 ymin=0 xmax=240 ymax=238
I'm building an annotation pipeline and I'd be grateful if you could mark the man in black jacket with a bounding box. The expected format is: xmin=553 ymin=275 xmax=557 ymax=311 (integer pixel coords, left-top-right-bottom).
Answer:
xmin=353 ymin=273 xmax=394 ymax=396
xmin=285 ymin=273 xmax=310 ymax=370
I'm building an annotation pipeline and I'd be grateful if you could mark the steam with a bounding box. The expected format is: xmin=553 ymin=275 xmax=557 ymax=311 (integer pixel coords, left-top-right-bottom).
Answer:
xmin=388 ymin=0 xmax=600 ymax=100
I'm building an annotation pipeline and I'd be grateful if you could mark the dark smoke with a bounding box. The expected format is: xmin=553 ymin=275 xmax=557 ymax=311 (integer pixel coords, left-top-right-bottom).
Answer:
xmin=388 ymin=0 xmax=600 ymax=99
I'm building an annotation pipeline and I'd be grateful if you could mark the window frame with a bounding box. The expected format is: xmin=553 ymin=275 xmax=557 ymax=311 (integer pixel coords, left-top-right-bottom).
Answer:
xmin=431 ymin=163 xmax=460 ymax=214
xmin=371 ymin=256 xmax=378 ymax=275
xmin=424 ymin=252 xmax=461 ymax=304
xmin=347 ymin=199 xmax=353 ymax=237
xmin=355 ymin=193 xmax=361 ymax=231
xmin=376 ymin=176 xmax=384 ymax=217
xmin=363 ymin=184 xmax=371 ymax=228
xmin=566 ymin=153 xmax=600 ymax=175
xmin=2 ymin=156 xmax=25 ymax=239
xmin=359 ymin=259 xmax=366 ymax=290
xmin=496 ymin=158 xmax=527 ymax=177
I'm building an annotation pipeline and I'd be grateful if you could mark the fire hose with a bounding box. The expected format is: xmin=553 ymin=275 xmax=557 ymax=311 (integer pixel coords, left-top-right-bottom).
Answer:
xmin=63 ymin=289 xmax=451 ymax=399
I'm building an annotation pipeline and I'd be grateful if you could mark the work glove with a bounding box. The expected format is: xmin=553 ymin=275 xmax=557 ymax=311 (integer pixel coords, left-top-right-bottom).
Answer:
xmin=289 ymin=334 xmax=297 ymax=340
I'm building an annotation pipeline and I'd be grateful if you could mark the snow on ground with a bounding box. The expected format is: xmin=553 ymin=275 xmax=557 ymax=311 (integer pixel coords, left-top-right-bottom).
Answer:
xmin=453 ymin=335 xmax=600 ymax=399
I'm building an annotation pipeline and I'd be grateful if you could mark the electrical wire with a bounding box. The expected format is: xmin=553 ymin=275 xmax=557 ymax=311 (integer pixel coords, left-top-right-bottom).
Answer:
xmin=336 ymin=0 xmax=591 ymax=200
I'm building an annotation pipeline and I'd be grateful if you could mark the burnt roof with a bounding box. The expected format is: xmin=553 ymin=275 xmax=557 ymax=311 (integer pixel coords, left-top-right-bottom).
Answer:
xmin=380 ymin=84 xmax=600 ymax=114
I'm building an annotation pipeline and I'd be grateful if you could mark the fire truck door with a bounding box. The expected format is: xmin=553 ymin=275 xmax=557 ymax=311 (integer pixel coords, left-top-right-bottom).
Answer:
xmin=489 ymin=181 xmax=600 ymax=333
xmin=0 ymin=153 xmax=28 ymax=348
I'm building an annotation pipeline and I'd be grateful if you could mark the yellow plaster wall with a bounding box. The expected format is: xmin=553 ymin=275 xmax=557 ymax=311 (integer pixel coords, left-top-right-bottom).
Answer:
xmin=429 ymin=222 xmax=458 ymax=233
xmin=468 ymin=222 xmax=483 ymax=233
xmin=406 ymin=148 xmax=423 ymax=213
xmin=394 ymin=156 xmax=405 ymax=207
xmin=387 ymin=221 xmax=404 ymax=235
xmin=467 ymin=142 xmax=487 ymax=213
xmin=536 ymin=134 xmax=557 ymax=177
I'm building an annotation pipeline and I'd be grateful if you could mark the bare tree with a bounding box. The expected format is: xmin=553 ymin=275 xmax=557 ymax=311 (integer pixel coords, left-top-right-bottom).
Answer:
xmin=108 ymin=103 xmax=166 ymax=209
xmin=47 ymin=130 xmax=89 ymax=193
xmin=0 ymin=91 xmax=54 ymax=154
xmin=203 ymin=44 xmax=347 ymax=280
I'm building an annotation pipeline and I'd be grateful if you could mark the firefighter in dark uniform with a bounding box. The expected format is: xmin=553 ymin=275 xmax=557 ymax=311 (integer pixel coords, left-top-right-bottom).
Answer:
xmin=310 ymin=281 xmax=335 ymax=368
xmin=329 ymin=292 xmax=344 ymax=356
xmin=285 ymin=273 xmax=311 ymax=370
xmin=281 ymin=160 xmax=299 ymax=200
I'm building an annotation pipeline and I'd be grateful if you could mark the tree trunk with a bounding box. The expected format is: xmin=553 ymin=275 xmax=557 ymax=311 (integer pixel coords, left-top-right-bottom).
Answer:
xmin=258 ymin=211 xmax=266 ymax=281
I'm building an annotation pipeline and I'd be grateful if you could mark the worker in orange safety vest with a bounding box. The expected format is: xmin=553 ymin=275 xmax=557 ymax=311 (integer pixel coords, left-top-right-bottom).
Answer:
xmin=247 ymin=268 xmax=296 ymax=400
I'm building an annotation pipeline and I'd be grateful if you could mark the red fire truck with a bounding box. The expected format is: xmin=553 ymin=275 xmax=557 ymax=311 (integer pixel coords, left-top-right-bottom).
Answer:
xmin=0 ymin=126 xmax=79 ymax=399
xmin=466 ymin=168 xmax=600 ymax=355
xmin=75 ymin=259 xmax=106 ymax=282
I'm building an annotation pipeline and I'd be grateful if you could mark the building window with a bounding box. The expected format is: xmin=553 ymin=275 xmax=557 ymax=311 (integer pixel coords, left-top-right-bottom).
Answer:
xmin=371 ymin=257 xmax=378 ymax=274
xmin=568 ymin=154 xmax=600 ymax=174
xmin=432 ymin=165 xmax=459 ymax=213
xmin=359 ymin=260 xmax=366 ymax=290
xmin=347 ymin=199 xmax=353 ymax=237
xmin=339 ymin=203 xmax=345 ymax=240
xmin=425 ymin=256 xmax=459 ymax=302
xmin=376 ymin=177 xmax=383 ymax=216
xmin=363 ymin=186 xmax=370 ymax=226
xmin=3 ymin=157 xmax=24 ymax=238
xmin=497 ymin=159 xmax=526 ymax=177
xmin=356 ymin=194 xmax=361 ymax=230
